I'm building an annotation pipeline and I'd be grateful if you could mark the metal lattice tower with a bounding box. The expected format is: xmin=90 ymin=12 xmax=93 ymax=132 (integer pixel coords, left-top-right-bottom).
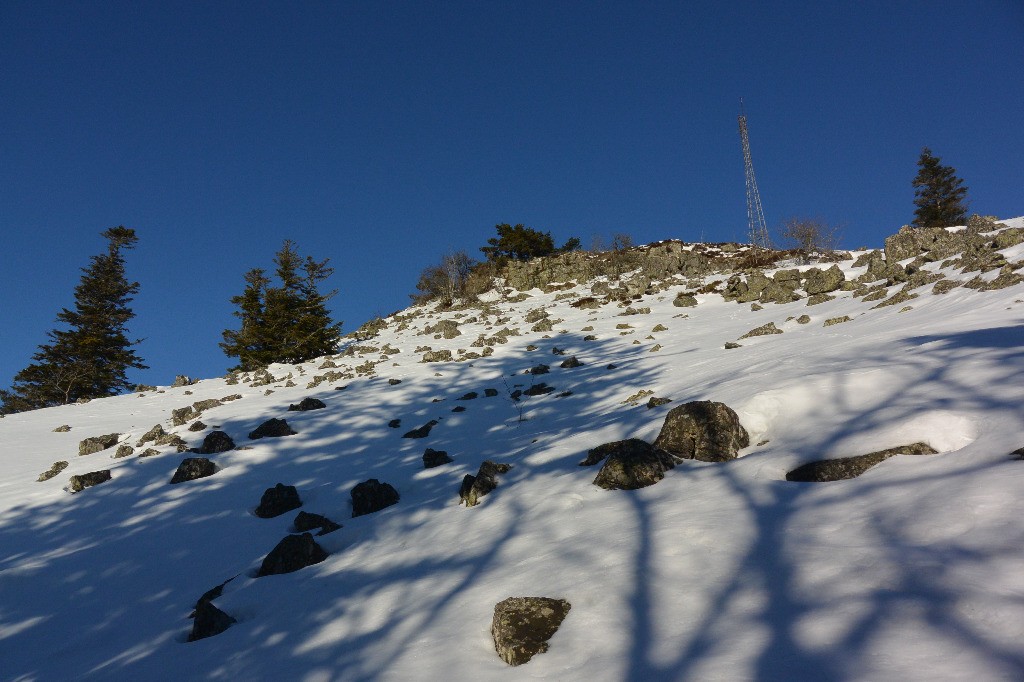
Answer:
xmin=738 ymin=100 xmax=773 ymax=249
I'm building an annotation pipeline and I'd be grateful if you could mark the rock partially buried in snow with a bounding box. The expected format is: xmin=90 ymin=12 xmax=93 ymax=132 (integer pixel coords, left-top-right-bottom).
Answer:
xmin=188 ymin=599 xmax=236 ymax=642
xmin=78 ymin=433 xmax=120 ymax=456
xmin=653 ymin=401 xmax=749 ymax=462
xmin=351 ymin=479 xmax=400 ymax=517
xmin=459 ymin=461 xmax=513 ymax=506
xmin=288 ymin=397 xmax=326 ymax=411
xmin=491 ymin=596 xmax=571 ymax=666
xmin=256 ymin=533 xmax=329 ymax=577
xmin=69 ymin=469 xmax=111 ymax=492
xmin=248 ymin=418 xmax=297 ymax=440
xmin=785 ymin=442 xmax=938 ymax=482
xmin=402 ymin=420 xmax=438 ymax=439
xmin=584 ymin=439 xmax=677 ymax=490
xmin=423 ymin=448 xmax=453 ymax=468
xmin=37 ymin=461 xmax=69 ymax=482
xmin=293 ymin=511 xmax=342 ymax=535
xmin=254 ymin=483 xmax=302 ymax=518
xmin=169 ymin=457 xmax=217 ymax=484
xmin=194 ymin=430 xmax=235 ymax=454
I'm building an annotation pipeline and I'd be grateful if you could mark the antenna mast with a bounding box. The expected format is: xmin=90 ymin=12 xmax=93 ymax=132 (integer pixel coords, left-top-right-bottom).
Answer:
xmin=738 ymin=100 xmax=773 ymax=249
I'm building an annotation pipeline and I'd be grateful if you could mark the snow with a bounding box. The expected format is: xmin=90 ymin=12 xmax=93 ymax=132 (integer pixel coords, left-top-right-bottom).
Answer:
xmin=1 ymin=220 xmax=1023 ymax=681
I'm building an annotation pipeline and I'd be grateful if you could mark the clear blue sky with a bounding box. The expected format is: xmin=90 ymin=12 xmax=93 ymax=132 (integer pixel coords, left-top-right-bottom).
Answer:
xmin=2 ymin=1 xmax=1022 ymax=390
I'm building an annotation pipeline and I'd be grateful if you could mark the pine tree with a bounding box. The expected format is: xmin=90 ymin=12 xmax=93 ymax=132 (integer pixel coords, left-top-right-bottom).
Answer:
xmin=912 ymin=147 xmax=969 ymax=227
xmin=1 ymin=227 xmax=146 ymax=413
xmin=221 ymin=241 xmax=342 ymax=371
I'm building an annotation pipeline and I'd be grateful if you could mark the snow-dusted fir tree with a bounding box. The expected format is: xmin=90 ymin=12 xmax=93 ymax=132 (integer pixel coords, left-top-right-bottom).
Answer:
xmin=912 ymin=147 xmax=969 ymax=228
xmin=0 ymin=227 xmax=146 ymax=413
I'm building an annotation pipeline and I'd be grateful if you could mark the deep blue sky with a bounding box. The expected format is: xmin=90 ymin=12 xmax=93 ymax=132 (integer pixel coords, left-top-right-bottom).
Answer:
xmin=2 ymin=1 xmax=1022 ymax=390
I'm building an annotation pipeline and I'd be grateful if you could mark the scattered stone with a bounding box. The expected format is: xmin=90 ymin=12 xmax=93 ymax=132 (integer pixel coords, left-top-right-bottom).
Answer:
xmin=452 ymin=406 xmax=466 ymax=413
xmin=484 ymin=388 xmax=499 ymax=397
xmin=172 ymin=375 xmax=198 ymax=387
xmin=724 ymin=342 xmax=741 ymax=349
xmin=69 ymin=470 xmax=112 ymax=493
xmin=403 ymin=420 xmax=438 ymax=439
xmin=421 ymin=349 xmax=454 ymax=363
xmin=255 ymin=483 xmax=303 ymax=518
xmin=137 ymin=425 xmax=166 ymax=446
xmin=606 ymin=363 xmax=617 ymax=369
xmin=388 ymin=378 xmax=402 ymax=386
xmin=288 ymin=397 xmax=326 ymax=411
xmin=750 ymin=303 xmax=764 ymax=311
xmin=423 ymin=448 xmax=453 ymax=468
xmin=457 ymin=391 xmax=478 ymax=401
xmin=551 ymin=346 xmax=567 ymax=355
xmin=189 ymin=600 xmax=236 ymax=642
xmin=786 ymin=443 xmax=938 ymax=482
xmin=114 ymin=444 xmax=135 ymax=458
xmin=188 ymin=420 xmax=208 ymax=432
xmin=351 ymin=479 xmax=400 ymax=517
xmin=652 ymin=324 xmax=668 ymax=333
xmin=739 ymin=322 xmax=783 ymax=339
xmin=586 ymin=439 xmax=677 ymax=490
xmin=673 ymin=293 xmax=698 ymax=307
xmin=293 ymin=511 xmax=341 ymax=535
xmin=138 ymin=448 xmax=160 ymax=458
xmin=583 ymin=335 xmax=597 ymax=341
xmin=932 ymin=279 xmax=963 ymax=295
xmin=523 ymin=383 xmax=555 ymax=396
xmin=459 ymin=461 xmax=513 ymax=506
xmin=388 ymin=419 xmax=402 ymax=428
xmin=249 ymin=418 xmax=297 ymax=440
xmin=171 ymin=406 xmax=195 ymax=426
xmin=796 ymin=315 xmax=811 ymax=324
xmin=559 ymin=356 xmax=583 ymax=369
xmin=649 ymin=344 xmax=663 ymax=352
xmin=37 ymin=461 xmax=69 ymax=482
xmin=803 ymin=265 xmax=845 ymax=295
xmin=256 ymin=533 xmax=329 ymax=577
xmin=871 ymin=287 xmax=919 ymax=309
xmin=824 ymin=315 xmax=853 ymax=327
xmin=78 ymin=433 xmax=120 ymax=456
xmin=169 ymin=457 xmax=217 ymax=484
xmin=1009 ymin=446 xmax=1024 ymax=461
xmin=646 ymin=397 xmax=672 ymax=409
xmin=528 ymin=364 xmax=550 ymax=375
xmin=806 ymin=293 xmax=834 ymax=306
xmin=653 ymin=401 xmax=749 ymax=462
xmin=53 ymin=425 xmax=71 ymax=433
xmin=491 ymin=596 xmax=571 ymax=666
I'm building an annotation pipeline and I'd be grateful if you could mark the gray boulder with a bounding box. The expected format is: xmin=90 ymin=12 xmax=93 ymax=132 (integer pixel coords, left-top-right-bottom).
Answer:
xmin=786 ymin=443 xmax=937 ymax=482
xmin=195 ymin=430 xmax=235 ymax=454
xmin=491 ymin=597 xmax=572 ymax=666
xmin=256 ymin=533 xmax=329 ymax=577
xmin=351 ymin=479 xmax=400 ymax=517
xmin=653 ymin=401 xmax=749 ymax=462
xmin=69 ymin=469 xmax=112 ymax=493
xmin=249 ymin=418 xmax=296 ymax=440
xmin=78 ymin=433 xmax=120 ymax=456
xmin=188 ymin=599 xmax=236 ymax=642
xmin=803 ymin=265 xmax=845 ymax=295
xmin=585 ymin=439 xmax=677 ymax=490
xmin=37 ymin=461 xmax=69 ymax=482
xmin=459 ymin=461 xmax=513 ymax=506
xmin=254 ymin=483 xmax=303 ymax=518
xmin=403 ymin=419 xmax=438 ymax=439
xmin=169 ymin=457 xmax=217 ymax=484
xmin=288 ymin=397 xmax=326 ymax=411
xmin=423 ymin=448 xmax=453 ymax=468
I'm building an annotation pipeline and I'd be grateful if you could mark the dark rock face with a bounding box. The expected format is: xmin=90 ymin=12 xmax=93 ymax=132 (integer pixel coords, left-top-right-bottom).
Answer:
xmin=249 ymin=418 xmax=297 ymax=440
xmin=69 ymin=469 xmax=112 ymax=493
xmin=78 ymin=433 xmax=120 ymax=456
xmin=293 ymin=511 xmax=342 ymax=535
xmin=459 ymin=461 xmax=513 ymax=507
xmin=169 ymin=457 xmax=217 ymax=484
xmin=195 ymin=430 xmax=235 ymax=454
xmin=786 ymin=443 xmax=938 ymax=482
xmin=402 ymin=420 xmax=438 ymax=439
xmin=288 ymin=397 xmax=326 ymax=412
xmin=188 ymin=599 xmax=236 ymax=642
xmin=37 ymin=461 xmax=69 ymax=482
xmin=256 ymin=533 xmax=329 ymax=577
xmin=255 ymin=483 xmax=303 ymax=518
xmin=559 ymin=356 xmax=583 ymax=369
xmin=423 ymin=448 xmax=453 ymax=468
xmin=585 ymin=439 xmax=677 ymax=490
xmin=653 ymin=401 xmax=750 ymax=462
xmin=351 ymin=479 xmax=400 ymax=517
xmin=491 ymin=596 xmax=571 ymax=666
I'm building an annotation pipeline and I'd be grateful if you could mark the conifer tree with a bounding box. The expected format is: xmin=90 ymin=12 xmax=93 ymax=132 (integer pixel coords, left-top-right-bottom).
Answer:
xmin=1 ymin=227 xmax=146 ymax=413
xmin=221 ymin=241 xmax=341 ymax=371
xmin=912 ymin=147 xmax=969 ymax=227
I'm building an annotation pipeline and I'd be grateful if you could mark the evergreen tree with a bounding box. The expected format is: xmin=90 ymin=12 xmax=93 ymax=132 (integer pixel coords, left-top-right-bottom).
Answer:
xmin=912 ymin=147 xmax=969 ymax=227
xmin=480 ymin=223 xmax=580 ymax=262
xmin=1 ymin=227 xmax=146 ymax=413
xmin=221 ymin=241 xmax=341 ymax=370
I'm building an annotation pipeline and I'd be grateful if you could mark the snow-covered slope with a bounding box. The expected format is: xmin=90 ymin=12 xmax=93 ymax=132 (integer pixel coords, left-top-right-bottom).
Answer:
xmin=2 ymin=219 xmax=1023 ymax=681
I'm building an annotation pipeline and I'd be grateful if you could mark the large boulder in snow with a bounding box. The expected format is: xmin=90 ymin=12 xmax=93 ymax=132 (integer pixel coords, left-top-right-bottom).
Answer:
xmin=256 ymin=533 xmax=329 ymax=577
xmin=653 ymin=401 xmax=749 ymax=462
xmin=786 ymin=442 xmax=938 ymax=482
xmin=254 ymin=483 xmax=302 ymax=518
xmin=194 ymin=430 xmax=235 ymax=454
xmin=188 ymin=599 xmax=236 ymax=642
xmin=802 ymin=265 xmax=845 ymax=295
xmin=69 ymin=469 xmax=112 ymax=493
xmin=169 ymin=457 xmax=217 ymax=484
xmin=37 ymin=461 xmax=69 ymax=482
xmin=459 ymin=461 xmax=513 ymax=506
xmin=78 ymin=433 xmax=120 ymax=456
xmin=248 ymin=418 xmax=296 ymax=440
xmin=403 ymin=419 xmax=438 ymax=439
xmin=491 ymin=596 xmax=571 ymax=666
xmin=288 ymin=397 xmax=326 ymax=412
xmin=423 ymin=448 xmax=453 ymax=468
xmin=583 ymin=439 xmax=677 ymax=490
xmin=351 ymin=479 xmax=400 ymax=517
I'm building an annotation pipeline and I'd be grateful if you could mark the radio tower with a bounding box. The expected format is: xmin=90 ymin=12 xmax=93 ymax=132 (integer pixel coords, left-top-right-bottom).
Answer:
xmin=738 ymin=100 xmax=773 ymax=249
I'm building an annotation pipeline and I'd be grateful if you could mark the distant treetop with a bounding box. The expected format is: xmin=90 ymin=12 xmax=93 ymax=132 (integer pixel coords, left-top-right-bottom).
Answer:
xmin=480 ymin=223 xmax=580 ymax=262
xmin=912 ymin=147 xmax=969 ymax=228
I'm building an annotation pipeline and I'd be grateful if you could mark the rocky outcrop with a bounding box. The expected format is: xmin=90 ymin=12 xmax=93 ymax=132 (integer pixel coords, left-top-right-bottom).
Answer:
xmin=249 ymin=418 xmax=296 ymax=440
xmin=491 ymin=597 xmax=571 ymax=666
xmin=459 ymin=461 xmax=512 ymax=506
xmin=254 ymin=483 xmax=302 ymax=518
xmin=78 ymin=433 xmax=120 ymax=456
xmin=256 ymin=533 xmax=329 ymax=577
xmin=653 ymin=401 xmax=749 ymax=462
xmin=583 ymin=439 xmax=677 ymax=490
xmin=69 ymin=470 xmax=112 ymax=493
xmin=786 ymin=442 xmax=938 ymax=482
xmin=169 ymin=457 xmax=217 ymax=484
xmin=351 ymin=479 xmax=400 ymax=517
xmin=288 ymin=397 xmax=326 ymax=412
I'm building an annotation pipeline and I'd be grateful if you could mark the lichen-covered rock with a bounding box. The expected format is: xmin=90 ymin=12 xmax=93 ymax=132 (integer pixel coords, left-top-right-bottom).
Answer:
xmin=673 ymin=293 xmax=698 ymax=307
xmin=188 ymin=420 xmax=208 ymax=432
xmin=171 ymin=406 xmax=195 ymax=426
xmin=586 ymin=439 xmax=677 ymax=490
xmin=759 ymin=281 xmax=802 ymax=305
xmin=993 ymin=227 xmax=1024 ymax=250
xmin=803 ymin=265 xmax=845 ymax=295
xmin=459 ymin=461 xmax=513 ymax=506
xmin=806 ymin=293 xmax=834 ymax=306
xmin=37 ymin=461 xmax=69 ymax=482
xmin=351 ymin=479 xmax=400 ymax=517
xmin=824 ymin=315 xmax=852 ymax=327
xmin=69 ymin=469 xmax=112 ymax=493
xmin=249 ymin=418 xmax=296 ymax=440
xmin=114 ymin=444 xmax=135 ymax=458
xmin=254 ymin=483 xmax=303 ymax=518
xmin=559 ymin=356 xmax=584 ymax=369
xmin=53 ymin=424 xmax=71 ymax=433
xmin=739 ymin=322 xmax=783 ymax=339
xmin=422 ymin=319 xmax=461 ymax=339
xmin=195 ymin=430 xmax=235 ymax=454
xmin=646 ymin=397 xmax=672 ymax=409
xmin=169 ymin=457 xmax=217 ymax=484
xmin=786 ymin=443 xmax=938 ymax=482
xmin=932 ymin=279 xmax=963 ymax=295
xmin=288 ymin=397 xmax=326 ymax=411
xmin=423 ymin=448 xmax=453 ymax=468
xmin=293 ymin=511 xmax=342 ymax=535
xmin=653 ymin=401 xmax=749 ymax=462
xmin=78 ymin=433 xmax=120 ymax=456
xmin=491 ymin=596 xmax=571 ymax=666
xmin=256 ymin=533 xmax=329 ymax=577
xmin=421 ymin=349 xmax=454 ymax=363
